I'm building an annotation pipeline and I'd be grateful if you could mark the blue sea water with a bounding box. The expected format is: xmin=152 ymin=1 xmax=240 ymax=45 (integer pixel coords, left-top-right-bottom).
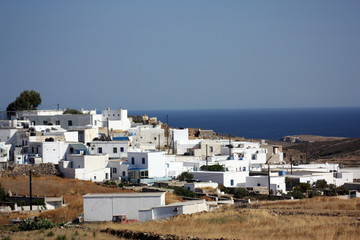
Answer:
xmin=129 ymin=107 xmax=360 ymax=140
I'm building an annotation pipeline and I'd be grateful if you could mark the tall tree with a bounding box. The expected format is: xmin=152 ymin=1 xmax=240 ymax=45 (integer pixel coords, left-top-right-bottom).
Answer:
xmin=6 ymin=90 xmax=41 ymax=119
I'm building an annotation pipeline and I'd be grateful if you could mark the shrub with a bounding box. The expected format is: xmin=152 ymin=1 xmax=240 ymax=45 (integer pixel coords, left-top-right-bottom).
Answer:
xmin=47 ymin=231 xmax=55 ymax=237
xmin=314 ymin=179 xmax=328 ymax=190
xmin=170 ymin=186 xmax=197 ymax=198
xmin=308 ymin=189 xmax=322 ymax=198
xmin=200 ymin=164 xmax=224 ymax=171
xmin=177 ymin=172 xmax=194 ymax=181
xmin=19 ymin=217 xmax=55 ymax=231
xmin=234 ymin=188 xmax=249 ymax=199
xmin=290 ymin=189 xmax=306 ymax=199
xmin=219 ymin=185 xmax=230 ymax=194
xmin=55 ymin=235 xmax=67 ymax=240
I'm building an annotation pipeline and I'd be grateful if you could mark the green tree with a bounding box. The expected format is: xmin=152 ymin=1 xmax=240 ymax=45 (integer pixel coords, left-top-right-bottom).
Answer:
xmin=63 ymin=108 xmax=83 ymax=115
xmin=6 ymin=90 xmax=41 ymax=118
xmin=314 ymin=179 xmax=328 ymax=190
xmin=200 ymin=164 xmax=224 ymax=171
xmin=177 ymin=172 xmax=194 ymax=181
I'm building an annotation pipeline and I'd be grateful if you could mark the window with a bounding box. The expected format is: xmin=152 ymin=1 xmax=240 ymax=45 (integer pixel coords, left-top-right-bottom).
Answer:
xmin=242 ymin=167 xmax=246 ymax=171
xmin=131 ymin=157 xmax=135 ymax=165
xmin=43 ymin=121 xmax=48 ymax=125
xmin=113 ymin=114 xmax=115 ymax=116
xmin=105 ymin=173 xmax=108 ymax=179
xmin=113 ymin=147 xmax=117 ymax=153
xmin=112 ymin=168 xmax=117 ymax=173
xmin=120 ymin=147 xmax=124 ymax=152
xmin=68 ymin=120 xmax=73 ymax=126
xmin=142 ymin=158 xmax=145 ymax=164
xmin=98 ymin=147 xmax=102 ymax=154
xmin=56 ymin=120 xmax=60 ymax=125
xmin=230 ymin=179 xmax=234 ymax=186
xmin=122 ymin=171 xmax=126 ymax=176
xmin=209 ymin=146 xmax=214 ymax=152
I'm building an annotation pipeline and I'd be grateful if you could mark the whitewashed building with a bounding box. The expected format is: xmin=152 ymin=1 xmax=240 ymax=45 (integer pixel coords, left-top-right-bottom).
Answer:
xmin=191 ymin=171 xmax=249 ymax=187
xmin=83 ymin=192 xmax=165 ymax=222
xmin=89 ymin=141 xmax=128 ymax=159
xmin=101 ymin=108 xmax=131 ymax=131
xmin=246 ymin=175 xmax=287 ymax=195
xmin=58 ymin=154 xmax=110 ymax=182
xmin=127 ymin=151 xmax=166 ymax=183
xmin=139 ymin=200 xmax=208 ymax=222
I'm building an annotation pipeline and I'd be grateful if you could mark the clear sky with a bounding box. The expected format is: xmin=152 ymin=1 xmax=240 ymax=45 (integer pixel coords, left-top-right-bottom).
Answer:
xmin=1 ymin=0 xmax=359 ymax=111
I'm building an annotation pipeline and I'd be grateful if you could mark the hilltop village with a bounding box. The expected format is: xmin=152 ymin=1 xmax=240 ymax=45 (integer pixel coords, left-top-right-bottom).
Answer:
xmin=0 ymin=107 xmax=358 ymax=222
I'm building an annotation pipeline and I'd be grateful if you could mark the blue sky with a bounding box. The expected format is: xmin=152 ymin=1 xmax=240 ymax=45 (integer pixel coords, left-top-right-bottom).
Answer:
xmin=1 ymin=0 xmax=359 ymax=111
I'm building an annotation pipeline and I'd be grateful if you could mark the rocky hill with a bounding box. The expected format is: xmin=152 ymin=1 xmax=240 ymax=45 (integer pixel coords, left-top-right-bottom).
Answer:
xmin=283 ymin=138 xmax=360 ymax=166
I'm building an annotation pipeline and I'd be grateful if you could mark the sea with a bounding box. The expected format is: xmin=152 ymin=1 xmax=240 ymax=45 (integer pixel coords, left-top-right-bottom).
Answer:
xmin=129 ymin=107 xmax=360 ymax=140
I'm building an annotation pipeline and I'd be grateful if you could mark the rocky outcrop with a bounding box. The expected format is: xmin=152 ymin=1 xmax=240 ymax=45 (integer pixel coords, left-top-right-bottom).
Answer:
xmin=0 ymin=163 xmax=59 ymax=177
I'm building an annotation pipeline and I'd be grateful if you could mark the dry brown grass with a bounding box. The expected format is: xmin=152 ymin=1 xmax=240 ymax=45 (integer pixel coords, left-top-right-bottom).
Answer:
xmin=2 ymin=196 xmax=360 ymax=239
xmin=0 ymin=226 xmax=126 ymax=240
xmin=90 ymin=198 xmax=360 ymax=240
xmin=165 ymin=192 xmax=184 ymax=205
xmin=260 ymin=196 xmax=360 ymax=211
xmin=0 ymin=175 xmax=134 ymax=224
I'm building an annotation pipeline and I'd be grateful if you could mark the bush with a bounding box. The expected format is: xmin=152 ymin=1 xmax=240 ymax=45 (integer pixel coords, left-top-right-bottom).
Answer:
xmin=234 ymin=188 xmax=249 ymax=199
xmin=170 ymin=186 xmax=197 ymax=198
xmin=218 ymin=185 xmax=230 ymax=194
xmin=55 ymin=235 xmax=67 ymax=240
xmin=200 ymin=164 xmax=224 ymax=171
xmin=336 ymin=186 xmax=349 ymax=195
xmin=308 ymin=189 xmax=322 ymax=198
xmin=290 ymin=189 xmax=306 ymax=199
xmin=314 ymin=179 xmax=328 ymax=190
xmin=177 ymin=172 xmax=194 ymax=181
xmin=19 ymin=217 xmax=55 ymax=231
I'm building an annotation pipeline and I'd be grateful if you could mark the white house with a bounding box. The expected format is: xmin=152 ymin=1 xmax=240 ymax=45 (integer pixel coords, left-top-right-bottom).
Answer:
xmin=129 ymin=125 xmax=166 ymax=150
xmin=127 ymin=151 xmax=166 ymax=183
xmin=58 ymin=154 xmax=110 ymax=182
xmin=139 ymin=200 xmax=208 ymax=222
xmin=17 ymin=109 xmax=102 ymax=130
xmin=108 ymin=159 xmax=129 ymax=180
xmin=0 ymin=142 xmax=11 ymax=169
xmin=101 ymin=108 xmax=131 ymax=131
xmin=83 ymin=192 xmax=165 ymax=222
xmin=191 ymin=171 xmax=249 ymax=187
xmin=246 ymin=175 xmax=287 ymax=195
xmin=89 ymin=141 xmax=128 ymax=159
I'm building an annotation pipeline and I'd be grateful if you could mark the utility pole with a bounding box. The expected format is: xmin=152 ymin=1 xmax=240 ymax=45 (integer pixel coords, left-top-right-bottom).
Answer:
xmin=158 ymin=134 xmax=160 ymax=151
xmin=228 ymin=134 xmax=232 ymax=159
xmin=166 ymin=115 xmax=169 ymax=153
xmin=266 ymin=154 xmax=273 ymax=200
xmin=29 ymin=170 xmax=33 ymax=211
xmin=268 ymin=163 xmax=271 ymax=200
xmin=206 ymin=144 xmax=208 ymax=171
xmin=107 ymin=118 xmax=110 ymax=139
xmin=57 ymin=104 xmax=60 ymax=111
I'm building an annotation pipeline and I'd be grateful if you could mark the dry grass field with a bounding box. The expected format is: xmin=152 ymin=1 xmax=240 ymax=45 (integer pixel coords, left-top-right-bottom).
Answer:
xmin=0 ymin=175 xmax=134 ymax=224
xmin=92 ymin=197 xmax=360 ymax=240
xmin=0 ymin=175 xmax=182 ymax=225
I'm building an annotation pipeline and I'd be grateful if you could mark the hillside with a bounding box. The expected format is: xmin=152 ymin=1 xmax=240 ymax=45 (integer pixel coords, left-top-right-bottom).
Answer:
xmin=283 ymin=138 xmax=360 ymax=166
